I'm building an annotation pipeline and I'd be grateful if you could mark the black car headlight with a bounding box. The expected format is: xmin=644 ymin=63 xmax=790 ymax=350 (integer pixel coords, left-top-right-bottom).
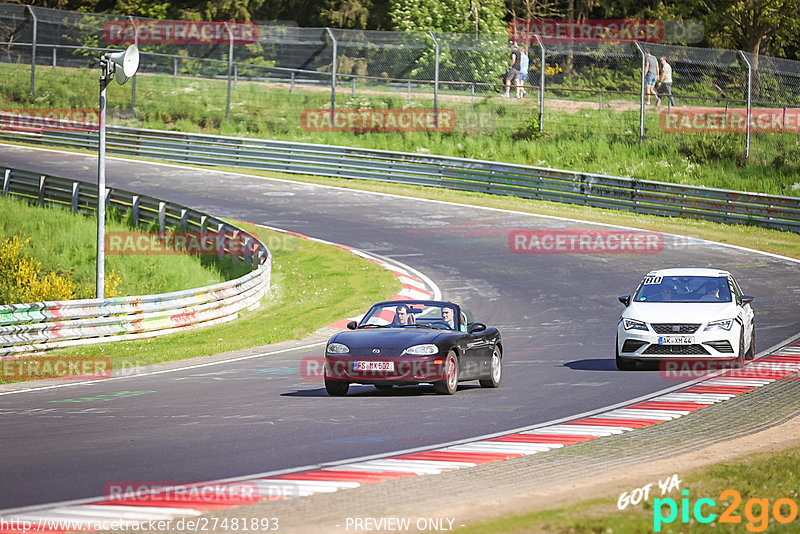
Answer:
xmin=326 ymin=342 xmax=350 ymax=354
xmin=402 ymin=344 xmax=439 ymax=356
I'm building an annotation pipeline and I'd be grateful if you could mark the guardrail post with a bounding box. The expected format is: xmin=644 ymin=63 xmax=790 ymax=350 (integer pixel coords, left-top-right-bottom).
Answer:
xmin=158 ymin=201 xmax=166 ymax=234
xmin=217 ymin=222 xmax=225 ymax=259
xmin=535 ymin=34 xmax=545 ymax=133
xmin=224 ymin=22 xmax=234 ymax=120
xmin=429 ymin=31 xmax=440 ymax=128
xmin=200 ymin=215 xmax=208 ymax=232
xmin=738 ymin=50 xmax=752 ymax=161
xmin=634 ymin=42 xmax=646 ymax=142
xmin=326 ymin=28 xmax=337 ymax=115
xmin=128 ymin=16 xmax=138 ymax=110
xmin=26 ymin=6 xmax=37 ymax=96
xmin=38 ymin=175 xmax=46 ymax=206
xmin=71 ymin=182 xmax=79 ymax=213
xmin=2 ymin=169 xmax=10 ymax=197
xmin=131 ymin=195 xmax=139 ymax=226
xmin=180 ymin=208 xmax=188 ymax=231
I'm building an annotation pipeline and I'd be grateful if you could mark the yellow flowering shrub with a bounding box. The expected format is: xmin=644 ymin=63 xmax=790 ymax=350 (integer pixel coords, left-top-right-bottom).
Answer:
xmin=0 ymin=235 xmax=76 ymax=304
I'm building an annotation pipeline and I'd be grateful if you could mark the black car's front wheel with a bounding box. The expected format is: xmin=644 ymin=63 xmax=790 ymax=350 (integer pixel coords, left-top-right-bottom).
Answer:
xmin=325 ymin=378 xmax=349 ymax=396
xmin=480 ymin=345 xmax=502 ymax=388
xmin=434 ymin=352 xmax=459 ymax=395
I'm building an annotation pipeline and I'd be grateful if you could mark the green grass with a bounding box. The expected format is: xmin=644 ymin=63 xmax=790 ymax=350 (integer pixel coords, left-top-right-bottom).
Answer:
xmin=0 ymin=220 xmax=401 ymax=381
xmin=0 ymin=195 xmax=244 ymax=299
xmin=2 ymin=63 xmax=799 ymax=197
xmin=459 ymin=446 xmax=800 ymax=533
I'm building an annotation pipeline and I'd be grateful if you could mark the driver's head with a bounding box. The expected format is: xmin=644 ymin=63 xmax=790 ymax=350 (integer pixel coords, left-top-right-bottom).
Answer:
xmin=441 ymin=306 xmax=454 ymax=325
xmin=396 ymin=304 xmax=410 ymax=323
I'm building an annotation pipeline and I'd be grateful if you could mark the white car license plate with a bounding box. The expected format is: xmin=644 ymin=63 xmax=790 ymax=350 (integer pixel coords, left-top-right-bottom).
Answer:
xmin=353 ymin=361 xmax=394 ymax=372
xmin=658 ymin=336 xmax=694 ymax=345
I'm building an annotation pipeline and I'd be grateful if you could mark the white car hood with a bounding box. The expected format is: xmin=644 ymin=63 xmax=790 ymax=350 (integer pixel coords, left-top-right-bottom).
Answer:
xmin=625 ymin=302 xmax=739 ymax=324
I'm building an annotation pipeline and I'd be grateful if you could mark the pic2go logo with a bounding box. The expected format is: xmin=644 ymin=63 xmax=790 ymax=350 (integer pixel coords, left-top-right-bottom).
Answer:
xmin=654 ymin=489 xmax=800 ymax=532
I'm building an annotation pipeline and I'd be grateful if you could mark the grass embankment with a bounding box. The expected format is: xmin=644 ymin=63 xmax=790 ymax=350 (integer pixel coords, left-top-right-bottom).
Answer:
xmin=1 ymin=63 xmax=798 ymax=197
xmin=461 ymin=446 xmax=800 ymax=533
xmin=0 ymin=195 xmax=241 ymax=300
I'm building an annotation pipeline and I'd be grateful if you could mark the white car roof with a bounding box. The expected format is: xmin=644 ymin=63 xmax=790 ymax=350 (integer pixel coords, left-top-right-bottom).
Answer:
xmin=645 ymin=268 xmax=731 ymax=278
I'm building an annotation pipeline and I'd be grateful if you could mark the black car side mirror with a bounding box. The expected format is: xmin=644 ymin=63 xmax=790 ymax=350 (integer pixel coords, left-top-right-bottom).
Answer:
xmin=618 ymin=295 xmax=631 ymax=306
xmin=347 ymin=320 xmax=358 ymax=330
xmin=469 ymin=322 xmax=487 ymax=334
xmin=741 ymin=295 xmax=754 ymax=305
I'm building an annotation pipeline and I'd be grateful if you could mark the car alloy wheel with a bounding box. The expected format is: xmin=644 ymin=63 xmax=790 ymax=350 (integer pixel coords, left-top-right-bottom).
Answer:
xmin=434 ymin=352 xmax=459 ymax=395
xmin=480 ymin=345 xmax=502 ymax=388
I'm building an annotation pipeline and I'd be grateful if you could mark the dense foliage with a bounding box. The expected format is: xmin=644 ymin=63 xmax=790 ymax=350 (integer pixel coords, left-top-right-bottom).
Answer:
xmin=16 ymin=0 xmax=799 ymax=60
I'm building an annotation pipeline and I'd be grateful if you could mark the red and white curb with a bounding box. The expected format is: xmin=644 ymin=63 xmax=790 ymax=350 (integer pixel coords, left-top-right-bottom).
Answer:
xmin=2 ymin=341 xmax=798 ymax=532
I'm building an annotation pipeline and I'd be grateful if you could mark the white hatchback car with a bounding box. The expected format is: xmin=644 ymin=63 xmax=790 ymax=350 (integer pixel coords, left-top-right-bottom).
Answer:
xmin=616 ymin=268 xmax=755 ymax=370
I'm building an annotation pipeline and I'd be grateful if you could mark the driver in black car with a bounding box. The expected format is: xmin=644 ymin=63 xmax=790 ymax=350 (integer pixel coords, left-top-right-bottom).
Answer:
xmin=394 ymin=304 xmax=414 ymax=325
xmin=441 ymin=306 xmax=456 ymax=329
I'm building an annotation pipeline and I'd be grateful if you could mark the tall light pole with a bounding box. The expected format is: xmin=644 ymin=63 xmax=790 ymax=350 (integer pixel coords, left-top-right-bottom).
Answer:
xmin=97 ymin=45 xmax=139 ymax=298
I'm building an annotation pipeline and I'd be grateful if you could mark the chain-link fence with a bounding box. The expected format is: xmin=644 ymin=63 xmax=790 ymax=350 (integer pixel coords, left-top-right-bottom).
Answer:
xmin=1 ymin=4 xmax=800 ymax=165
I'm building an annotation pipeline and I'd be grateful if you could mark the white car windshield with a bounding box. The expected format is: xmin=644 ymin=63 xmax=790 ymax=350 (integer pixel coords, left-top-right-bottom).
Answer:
xmin=633 ymin=276 xmax=732 ymax=303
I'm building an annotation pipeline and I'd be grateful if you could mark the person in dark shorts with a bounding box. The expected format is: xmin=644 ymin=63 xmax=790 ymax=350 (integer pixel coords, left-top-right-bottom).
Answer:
xmin=503 ymin=42 xmax=521 ymax=98
xmin=644 ymin=49 xmax=660 ymax=106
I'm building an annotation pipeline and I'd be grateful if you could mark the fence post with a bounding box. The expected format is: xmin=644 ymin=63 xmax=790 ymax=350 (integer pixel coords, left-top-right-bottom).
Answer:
xmin=290 ymin=71 xmax=295 ymax=93
xmin=738 ymin=51 xmax=752 ymax=161
xmin=225 ymin=22 xmax=234 ymax=120
xmin=429 ymin=31 xmax=440 ymax=128
xmin=26 ymin=6 xmax=37 ymax=96
xmin=52 ymin=47 xmax=56 ymax=69
xmin=535 ymin=34 xmax=545 ymax=133
xmin=634 ymin=42 xmax=646 ymax=142
xmin=128 ymin=17 xmax=138 ymax=109
xmin=326 ymin=28 xmax=337 ymax=115
xmin=173 ymin=57 xmax=178 ymax=81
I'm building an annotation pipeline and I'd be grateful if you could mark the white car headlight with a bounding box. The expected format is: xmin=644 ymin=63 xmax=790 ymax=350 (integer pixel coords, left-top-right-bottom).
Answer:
xmin=622 ymin=318 xmax=648 ymax=331
xmin=326 ymin=342 xmax=350 ymax=354
xmin=402 ymin=344 xmax=439 ymax=356
xmin=704 ymin=319 xmax=734 ymax=331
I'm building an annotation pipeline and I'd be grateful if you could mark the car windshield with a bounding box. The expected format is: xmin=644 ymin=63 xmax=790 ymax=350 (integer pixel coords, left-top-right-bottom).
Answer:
xmin=359 ymin=302 xmax=459 ymax=330
xmin=633 ymin=275 xmax=732 ymax=303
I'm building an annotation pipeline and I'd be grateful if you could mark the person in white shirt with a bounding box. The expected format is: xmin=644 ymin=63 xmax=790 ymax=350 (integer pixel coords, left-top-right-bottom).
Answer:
xmin=658 ymin=57 xmax=676 ymax=106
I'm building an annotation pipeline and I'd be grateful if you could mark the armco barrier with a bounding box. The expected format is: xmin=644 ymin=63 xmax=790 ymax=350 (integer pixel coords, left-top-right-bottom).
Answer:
xmin=0 ymin=166 xmax=271 ymax=357
xmin=0 ymin=120 xmax=798 ymax=232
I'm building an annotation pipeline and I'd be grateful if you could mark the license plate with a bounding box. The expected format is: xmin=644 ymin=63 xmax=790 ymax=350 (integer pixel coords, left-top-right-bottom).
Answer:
xmin=658 ymin=336 xmax=694 ymax=345
xmin=353 ymin=361 xmax=394 ymax=372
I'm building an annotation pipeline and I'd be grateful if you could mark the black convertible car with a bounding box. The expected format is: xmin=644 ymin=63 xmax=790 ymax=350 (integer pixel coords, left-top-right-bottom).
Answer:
xmin=324 ymin=300 xmax=503 ymax=396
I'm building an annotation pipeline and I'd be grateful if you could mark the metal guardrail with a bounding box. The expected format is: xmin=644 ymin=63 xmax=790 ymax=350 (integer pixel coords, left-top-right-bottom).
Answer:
xmin=0 ymin=121 xmax=798 ymax=233
xmin=0 ymin=166 xmax=271 ymax=357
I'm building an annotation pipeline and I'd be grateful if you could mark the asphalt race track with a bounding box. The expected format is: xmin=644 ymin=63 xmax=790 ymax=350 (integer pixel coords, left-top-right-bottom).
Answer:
xmin=1 ymin=144 xmax=798 ymax=510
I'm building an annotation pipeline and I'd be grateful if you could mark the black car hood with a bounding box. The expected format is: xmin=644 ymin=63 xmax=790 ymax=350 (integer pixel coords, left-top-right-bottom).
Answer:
xmin=329 ymin=328 xmax=449 ymax=351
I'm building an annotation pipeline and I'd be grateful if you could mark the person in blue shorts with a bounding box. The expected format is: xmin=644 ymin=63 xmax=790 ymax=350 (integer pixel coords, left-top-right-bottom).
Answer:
xmin=644 ymin=49 xmax=660 ymax=106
